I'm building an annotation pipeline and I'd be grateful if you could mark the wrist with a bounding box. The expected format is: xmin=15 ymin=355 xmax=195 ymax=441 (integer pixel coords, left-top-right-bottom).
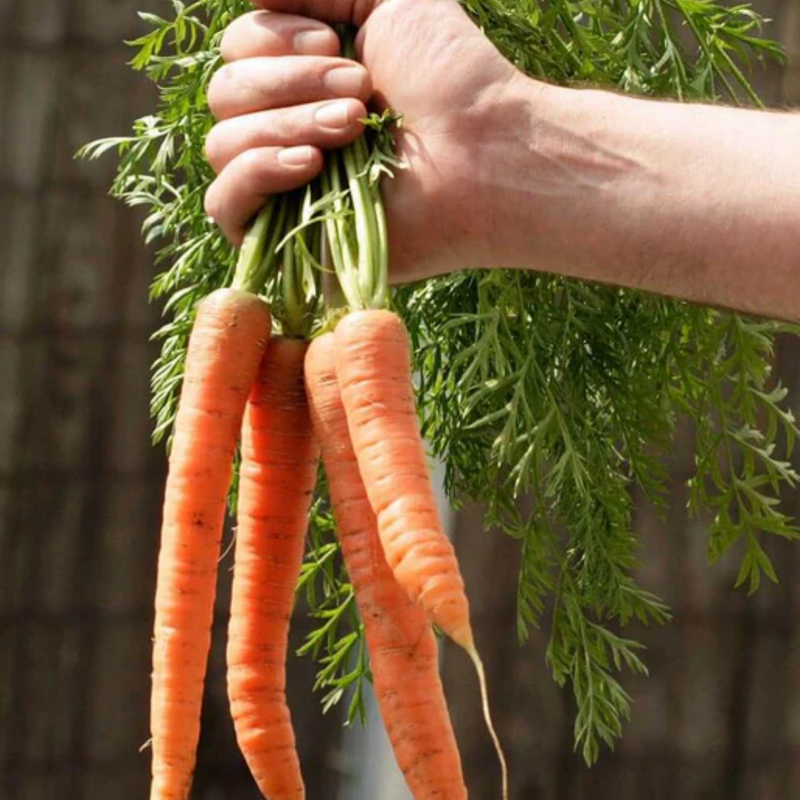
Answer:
xmin=455 ymin=72 xmax=562 ymax=270
xmin=464 ymin=75 xmax=648 ymax=280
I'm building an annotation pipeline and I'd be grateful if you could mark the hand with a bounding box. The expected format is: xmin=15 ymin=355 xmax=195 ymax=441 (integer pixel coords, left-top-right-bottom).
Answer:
xmin=204 ymin=0 xmax=521 ymax=281
xmin=204 ymin=2 xmax=800 ymax=322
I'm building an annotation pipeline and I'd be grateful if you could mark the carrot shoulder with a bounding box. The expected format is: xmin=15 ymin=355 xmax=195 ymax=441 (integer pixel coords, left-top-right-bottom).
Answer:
xmin=151 ymin=288 xmax=271 ymax=800
xmin=306 ymin=333 xmax=467 ymax=800
xmin=228 ymin=338 xmax=319 ymax=800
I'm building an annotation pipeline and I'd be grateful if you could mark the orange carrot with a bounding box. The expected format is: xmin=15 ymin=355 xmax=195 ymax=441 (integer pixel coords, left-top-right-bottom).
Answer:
xmin=332 ymin=310 xmax=471 ymax=646
xmin=151 ymin=288 xmax=271 ymax=800
xmin=227 ymin=338 xmax=319 ymax=800
xmin=306 ymin=333 xmax=467 ymax=800
xmin=333 ymin=309 xmax=508 ymax=799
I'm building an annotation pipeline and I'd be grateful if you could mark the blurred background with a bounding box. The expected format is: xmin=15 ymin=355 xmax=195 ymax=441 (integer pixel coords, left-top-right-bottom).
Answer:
xmin=1 ymin=1 xmax=799 ymax=799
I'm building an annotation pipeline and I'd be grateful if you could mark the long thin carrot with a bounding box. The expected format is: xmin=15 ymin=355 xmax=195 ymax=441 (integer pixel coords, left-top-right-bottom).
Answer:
xmin=332 ymin=310 xmax=471 ymax=645
xmin=151 ymin=288 xmax=271 ymax=800
xmin=306 ymin=333 xmax=467 ymax=800
xmin=333 ymin=309 xmax=508 ymax=799
xmin=227 ymin=337 xmax=318 ymax=800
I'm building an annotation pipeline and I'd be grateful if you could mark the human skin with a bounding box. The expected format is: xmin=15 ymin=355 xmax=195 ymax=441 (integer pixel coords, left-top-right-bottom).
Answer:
xmin=204 ymin=0 xmax=800 ymax=322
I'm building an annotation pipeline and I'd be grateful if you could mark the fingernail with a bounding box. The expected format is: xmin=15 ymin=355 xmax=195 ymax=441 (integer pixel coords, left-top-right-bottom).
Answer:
xmin=323 ymin=66 xmax=366 ymax=97
xmin=315 ymin=101 xmax=352 ymax=130
xmin=293 ymin=30 xmax=333 ymax=55
xmin=278 ymin=146 xmax=315 ymax=167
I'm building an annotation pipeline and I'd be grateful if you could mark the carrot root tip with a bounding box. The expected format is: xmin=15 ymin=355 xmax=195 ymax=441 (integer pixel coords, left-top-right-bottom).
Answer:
xmin=468 ymin=647 xmax=509 ymax=800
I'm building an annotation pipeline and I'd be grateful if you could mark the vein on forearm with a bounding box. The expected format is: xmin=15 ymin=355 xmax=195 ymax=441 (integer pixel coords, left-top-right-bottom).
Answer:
xmin=479 ymin=81 xmax=800 ymax=322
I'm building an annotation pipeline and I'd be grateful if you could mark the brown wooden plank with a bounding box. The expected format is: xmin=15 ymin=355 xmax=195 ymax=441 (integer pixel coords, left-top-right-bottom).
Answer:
xmin=0 ymin=189 xmax=150 ymax=334
xmin=81 ymin=764 xmax=149 ymax=800
xmin=92 ymin=481 xmax=161 ymax=613
xmin=0 ymin=0 xmax=70 ymax=46
xmin=54 ymin=47 xmax=159 ymax=191
xmin=84 ymin=619 xmax=152 ymax=762
xmin=445 ymin=501 xmax=567 ymax=800
xmin=0 ymin=339 xmax=24 ymax=476
xmin=68 ymin=0 xmax=163 ymax=46
xmin=783 ymin=0 xmax=800 ymax=59
xmin=0 ymin=192 xmax=41 ymax=333
xmin=103 ymin=339 xmax=160 ymax=474
xmin=16 ymin=336 xmax=107 ymax=472
xmin=10 ymin=774 xmax=62 ymax=800
xmin=2 ymin=50 xmax=63 ymax=193
xmin=43 ymin=190 xmax=124 ymax=333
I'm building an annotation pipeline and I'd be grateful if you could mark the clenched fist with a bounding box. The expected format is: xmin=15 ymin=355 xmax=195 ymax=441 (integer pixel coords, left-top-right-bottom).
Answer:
xmin=204 ymin=0 xmax=523 ymax=281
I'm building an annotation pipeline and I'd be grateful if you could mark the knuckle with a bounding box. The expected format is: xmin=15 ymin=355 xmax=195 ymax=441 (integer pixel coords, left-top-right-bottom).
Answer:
xmin=207 ymin=62 xmax=237 ymax=111
xmin=222 ymin=150 xmax=261 ymax=196
xmin=206 ymin=69 xmax=225 ymax=117
xmin=238 ymin=148 xmax=272 ymax=182
xmin=203 ymin=183 xmax=222 ymax=223
xmin=218 ymin=28 xmax=237 ymax=63
xmin=222 ymin=11 xmax=267 ymax=58
xmin=267 ymin=108 xmax=295 ymax=141
xmin=204 ymin=126 xmax=225 ymax=172
xmin=219 ymin=37 xmax=236 ymax=64
xmin=268 ymin=59 xmax=290 ymax=95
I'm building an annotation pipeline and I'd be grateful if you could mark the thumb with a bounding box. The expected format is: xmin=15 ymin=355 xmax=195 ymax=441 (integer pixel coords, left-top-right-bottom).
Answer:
xmin=249 ymin=0 xmax=377 ymax=25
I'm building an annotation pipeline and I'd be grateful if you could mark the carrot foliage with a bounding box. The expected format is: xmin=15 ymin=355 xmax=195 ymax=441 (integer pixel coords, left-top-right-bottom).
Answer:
xmin=79 ymin=0 xmax=800 ymax=765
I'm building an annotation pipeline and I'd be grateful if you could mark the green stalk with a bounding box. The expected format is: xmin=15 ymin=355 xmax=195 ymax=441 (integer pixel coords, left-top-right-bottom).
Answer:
xmin=260 ymin=194 xmax=289 ymax=279
xmin=342 ymin=137 xmax=380 ymax=305
xmin=316 ymin=24 xmax=391 ymax=313
xmin=282 ymin=236 xmax=301 ymax=335
xmin=326 ymin=151 xmax=363 ymax=309
xmin=364 ymin=135 xmax=390 ymax=309
xmin=282 ymin=196 xmax=308 ymax=338
xmin=232 ymin=201 xmax=274 ymax=294
xmin=372 ymin=191 xmax=389 ymax=309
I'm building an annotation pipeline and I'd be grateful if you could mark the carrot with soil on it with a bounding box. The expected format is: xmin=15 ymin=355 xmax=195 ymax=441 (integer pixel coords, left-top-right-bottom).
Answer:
xmin=306 ymin=332 xmax=467 ymax=800
xmin=150 ymin=207 xmax=275 ymax=800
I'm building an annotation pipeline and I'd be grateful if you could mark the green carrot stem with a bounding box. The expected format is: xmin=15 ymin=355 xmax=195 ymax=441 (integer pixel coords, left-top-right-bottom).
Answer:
xmin=342 ymin=140 xmax=379 ymax=306
xmin=315 ymin=25 xmax=391 ymax=312
xmin=327 ymin=152 xmax=362 ymax=309
xmin=371 ymin=179 xmax=390 ymax=309
xmin=319 ymin=163 xmax=348 ymax=301
xmin=232 ymin=202 xmax=274 ymax=294
xmin=260 ymin=194 xmax=289 ymax=279
xmin=282 ymin=196 xmax=310 ymax=338
xmin=357 ymin=133 xmax=389 ymax=308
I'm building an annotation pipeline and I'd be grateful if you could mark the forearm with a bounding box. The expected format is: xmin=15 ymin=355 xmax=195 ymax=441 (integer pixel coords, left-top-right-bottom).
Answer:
xmin=471 ymin=77 xmax=800 ymax=321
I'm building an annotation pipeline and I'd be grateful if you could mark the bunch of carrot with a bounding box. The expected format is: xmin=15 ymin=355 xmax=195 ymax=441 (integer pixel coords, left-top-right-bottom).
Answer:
xmin=147 ymin=29 xmax=506 ymax=800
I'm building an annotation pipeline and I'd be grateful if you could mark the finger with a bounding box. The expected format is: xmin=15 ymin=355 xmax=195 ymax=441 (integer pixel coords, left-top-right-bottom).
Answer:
xmin=204 ymin=146 xmax=323 ymax=245
xmin=205 ymin=98 xmax=367 ymax=173
xmin=249 ymin=0 xmax=377 ymax=26
xmin=208 ymin=56 xmax=371 ymax=121
xmin=221 ymin=10 xmax=340 ymax=61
